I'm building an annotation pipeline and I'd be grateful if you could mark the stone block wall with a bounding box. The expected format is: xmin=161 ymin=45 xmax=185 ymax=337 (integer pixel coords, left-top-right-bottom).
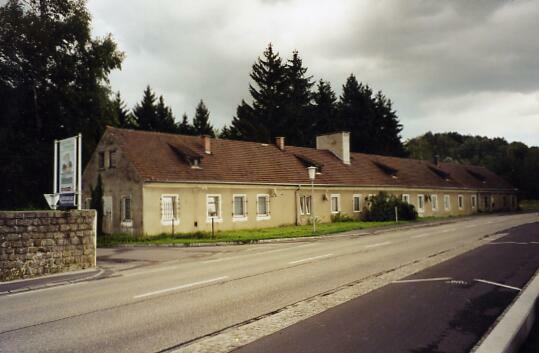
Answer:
xmin=0 ymin=210 xmax=96 ymax=282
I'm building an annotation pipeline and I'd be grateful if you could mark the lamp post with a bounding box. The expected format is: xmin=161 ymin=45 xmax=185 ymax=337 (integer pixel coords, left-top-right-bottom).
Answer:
xmin=307 ymin=166 xmax=317 ymax=234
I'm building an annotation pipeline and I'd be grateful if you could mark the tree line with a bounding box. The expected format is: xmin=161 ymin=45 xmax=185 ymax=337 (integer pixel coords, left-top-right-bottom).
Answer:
xmin=406 ymin=132 xmax=539 ymax=199
xmin=0 ymin=0 xmax=535 ymax=210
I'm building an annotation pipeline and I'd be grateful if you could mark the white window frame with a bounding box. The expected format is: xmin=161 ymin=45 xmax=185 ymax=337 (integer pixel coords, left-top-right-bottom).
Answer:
xmin=206 ymin=194 xmax=222 ymax=223
xmin=353 ymin=194 xmax=362 ymax=213
xmin=417 ymin=194 xmax=425 ymax=212
xmin=431 ymin=194 xmax=438 ymax=211
xmin=232 ymin=194 xmax=247 ymax=222
xmin=299 ymin=195 xmax=312 ymax=215
xmin=256 ymin=194 xmax=270 ymax=220
xmin=471 ymin=195 xmax=477 ymax=209
xmin=330 ymin=194 xmax=341 ymax=214
xmin=402 ymin=194 xmax=410 ymax=204
xmin=458 ymin=194 xmax=464 ymax=210
xmin=161 ymin=194 xmax=179 ymax=226
xmin=444 ymin=194 xmax=451 ymax=211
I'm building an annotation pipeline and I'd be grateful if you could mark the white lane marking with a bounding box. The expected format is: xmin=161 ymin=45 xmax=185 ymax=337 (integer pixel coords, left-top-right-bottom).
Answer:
xmin=411 ymin=233 xmax=431 ymax=239
xmin=393 ymin=277 xmax=452 ymax=284
xmin=289 ymin=253 xmax=333 ymax=265
xmin=201 ymin=243 xmax=316 ymax=264
xmin=474 ymin=279 xmax=521 ymax=292
xmin=133 ymin=276 xmax=229 ymax=299
xmin=123 ymin=265 xmax=179 ymax=277
xmin=365 ymin=241 xmax=391 ymax=249
xmin=6 ymin=282 xmax=87 ymax=297
xmin=487 ymin=241 xmax=529 ymax=245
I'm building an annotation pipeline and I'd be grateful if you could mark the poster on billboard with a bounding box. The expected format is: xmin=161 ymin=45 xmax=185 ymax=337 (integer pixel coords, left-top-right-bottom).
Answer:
xmin=59 ymin=137 xmax=77 ymax=194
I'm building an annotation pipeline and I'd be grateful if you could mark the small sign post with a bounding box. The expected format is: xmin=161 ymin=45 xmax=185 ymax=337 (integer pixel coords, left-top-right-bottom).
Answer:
xmin=44 ymin=134 xmax=82 ymax=210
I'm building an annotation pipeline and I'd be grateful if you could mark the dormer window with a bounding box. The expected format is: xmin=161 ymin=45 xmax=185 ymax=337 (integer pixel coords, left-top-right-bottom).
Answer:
xmin=372 ymin=160 xmax=398 ymax=178
xmin=168 ymin=142 xmax=204 ymax=169
xmin=294 ymin=154 xmax=324 ymax=173
xmin=189 ymin=157 xmax=202 ymax=169
xmin=428 ymin=165 xmax=451 ymax=181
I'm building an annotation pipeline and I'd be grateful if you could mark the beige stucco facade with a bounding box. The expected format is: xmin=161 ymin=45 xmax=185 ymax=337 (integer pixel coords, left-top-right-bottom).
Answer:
xmin=82 ymin=130 xmax=518 ymax=236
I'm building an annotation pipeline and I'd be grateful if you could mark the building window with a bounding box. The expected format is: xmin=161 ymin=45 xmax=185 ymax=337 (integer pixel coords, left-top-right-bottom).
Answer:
xmin=471 ymin=195 xmax=477 ymax=208
xmin=417 ymin=194 xmax=425 ymax=212
xmin=233 ymin=194 xmax=247 ymax=220
xmin=330 ymin=194 xmax=341 ymax=214
xmin=402 ymin=194 xmax=410 ymax=204
xmin=109 ymin=150 xmax=117 ymax=168
xmin=502 ymin=195 xmax=507 ymax=208
xmin=431 ymin=194 xmax=438 ymax=211
xmin=444 ymin=195 xmax=451 ymax=211
xmin=300 ymin=195 xmax=312 ymax=215
xmin=257 ymin=194 xmax=270 ymax=220
xmin=98 ymin=152 xmax=105 ymax=169
xmin=121 ymin=196 xmax=132 ymax=225
xmin=458 ymin=195 xmax=464 ymax=210
xmin=511 ymin=195 xmax=516 ymax=209
xmin=161 ymin=195 xmax=179 ymax=225
xmin=491 ymin=196 xmax=496 ymax=209
xmin=353 ymin=194 xmax=362 ymax=212
xmin=484 ymin=196 xmax=489 ymax=209
xmin=206 ymin=194 xmax=221 ymax=222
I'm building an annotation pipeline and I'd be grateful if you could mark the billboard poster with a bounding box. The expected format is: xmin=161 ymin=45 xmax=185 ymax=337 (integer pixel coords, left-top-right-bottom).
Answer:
xmin=59 ymin=137 xmax=77 ymax=194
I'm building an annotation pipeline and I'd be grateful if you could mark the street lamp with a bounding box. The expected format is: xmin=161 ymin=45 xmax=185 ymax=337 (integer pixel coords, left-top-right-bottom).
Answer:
xmin=307 ymin=166 xmax=317 ymax=234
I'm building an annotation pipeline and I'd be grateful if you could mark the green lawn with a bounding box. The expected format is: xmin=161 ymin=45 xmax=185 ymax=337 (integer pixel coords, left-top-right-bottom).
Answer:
xmin=97 ymin=220 xmax=413 ymax=247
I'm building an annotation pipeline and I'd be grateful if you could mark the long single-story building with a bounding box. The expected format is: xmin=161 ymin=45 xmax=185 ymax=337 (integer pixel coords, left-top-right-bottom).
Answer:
xmin=82 ymin=127 xmax=517 ymax=235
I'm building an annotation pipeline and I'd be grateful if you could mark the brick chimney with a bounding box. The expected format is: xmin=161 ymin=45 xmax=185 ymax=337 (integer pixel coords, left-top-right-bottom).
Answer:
xmin=202 ymin=135 xmax=211 ymax=154
xmin=316 ymin=132 xmax=351 ymax=165
xmin=275 ymin=136 xmax=285 ymax=151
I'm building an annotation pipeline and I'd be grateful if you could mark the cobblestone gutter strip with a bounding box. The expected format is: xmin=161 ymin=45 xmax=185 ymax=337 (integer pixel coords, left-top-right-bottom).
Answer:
xmin=168 ymin=233 xmax=506 ymax=353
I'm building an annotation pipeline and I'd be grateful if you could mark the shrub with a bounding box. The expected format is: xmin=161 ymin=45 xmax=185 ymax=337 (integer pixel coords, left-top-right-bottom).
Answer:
xmin=361 ymin=192 xmax=417 ymax=222
xmin=331 ymin=212 xmax=354 ymax=223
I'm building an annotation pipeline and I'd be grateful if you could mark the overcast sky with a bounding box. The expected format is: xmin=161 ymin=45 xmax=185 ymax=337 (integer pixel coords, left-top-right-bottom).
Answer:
xmin=87 ymin=0 xmax=539 ymax=146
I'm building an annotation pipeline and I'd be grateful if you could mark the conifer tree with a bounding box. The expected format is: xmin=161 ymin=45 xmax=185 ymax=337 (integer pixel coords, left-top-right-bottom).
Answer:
xmin=192 ymin=100 xmax=215 ymax=136
xmin=283 ymin=50 xmax=314 ymax=146
xmin=177 ymin=113 xmax=194 ymax=135
xmin=133 ymin=86 xmax=158 ymax=131
xmin=229 ymin=44 xmax=288 ymax=142
xmin=155 ymin=95 xmax=177 ymax=133
xmin=112 ymin=92 xmax=137 ymax=129
xmin=312 ymin=79 xmax=338 ymax=138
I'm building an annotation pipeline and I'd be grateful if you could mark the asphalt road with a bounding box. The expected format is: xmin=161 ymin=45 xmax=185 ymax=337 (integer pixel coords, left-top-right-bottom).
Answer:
xmin=233 ymin=222 xmax=539 ymax=353
xmin=0 ymin=213 xmax=537 ymax=353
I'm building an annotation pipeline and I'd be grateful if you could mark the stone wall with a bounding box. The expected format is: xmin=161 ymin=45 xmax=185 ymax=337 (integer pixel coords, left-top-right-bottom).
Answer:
xmin=0 ymin=210 xmax=96 ymax=282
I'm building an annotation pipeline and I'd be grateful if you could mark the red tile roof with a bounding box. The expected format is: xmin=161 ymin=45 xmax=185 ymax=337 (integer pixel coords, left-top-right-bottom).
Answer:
xmin=106 ymin=127 xmax=514 ymax=191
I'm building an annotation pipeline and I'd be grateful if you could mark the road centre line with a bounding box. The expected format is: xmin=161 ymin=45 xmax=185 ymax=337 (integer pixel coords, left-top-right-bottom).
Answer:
xmin=133 ymin=276 xmax=229 ymax=299
xmin=365 ymin=241 xmax=391 ymax=249
xmin=289 ymin=253 xmax=333 ymax=265
xmin=393 ymin=277 xmax=453 ymax=284
xmin=201 ymin=243 xmax=316 ymax=264
xmin=411 ymin=233 xmax=431 ymax=239
xmin=474 ymin=279 xmax=521 ymax=291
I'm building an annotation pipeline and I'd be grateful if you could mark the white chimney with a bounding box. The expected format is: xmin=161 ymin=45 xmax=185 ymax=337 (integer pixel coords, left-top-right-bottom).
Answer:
xmin=275 ymin=136 xmax=285 ymax=151
xmin=316 ymin=132 xmax=350 ymax=165
xmin=202 ymin=135 xmax=211 ymax=154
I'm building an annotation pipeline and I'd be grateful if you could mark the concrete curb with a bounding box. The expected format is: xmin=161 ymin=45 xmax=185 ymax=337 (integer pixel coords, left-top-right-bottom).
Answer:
xmin=473 ymin=270 xmax=539 ymax=353
xmin=111 ymin=216 xmax=485 ymax=248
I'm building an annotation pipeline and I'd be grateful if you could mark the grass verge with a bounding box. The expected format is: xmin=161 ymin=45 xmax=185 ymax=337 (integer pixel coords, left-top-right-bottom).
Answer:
xmin=97 ymin=220 xmax=414 ymax=247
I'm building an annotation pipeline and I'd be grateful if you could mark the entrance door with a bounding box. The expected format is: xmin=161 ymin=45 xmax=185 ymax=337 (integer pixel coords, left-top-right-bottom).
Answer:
xmin=102 ymin=196 xmax=113 ymax=234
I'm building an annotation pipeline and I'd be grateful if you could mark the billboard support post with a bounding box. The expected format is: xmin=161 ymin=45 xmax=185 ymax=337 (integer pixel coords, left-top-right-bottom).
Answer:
xmin=77 ymin=133 xmax=82 ymax=210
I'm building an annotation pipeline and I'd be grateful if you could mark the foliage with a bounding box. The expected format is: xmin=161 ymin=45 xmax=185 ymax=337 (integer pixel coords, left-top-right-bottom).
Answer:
xmin=406 ymin=132 xmax=539 ymax=198
xmin=330 ymin=212 xmax=355 ymax=222
xmin=192 ymin=100 xmax=215 ymax=136
xmin=362 ymin=192 xmax=418 ymax=222
xmin=0 ymin=0 xmax=123 ymax=209
xmin=177 ymin=113 xmax=195 ymax=135
xmin=132 ymin=86 xmax=177 ymax=133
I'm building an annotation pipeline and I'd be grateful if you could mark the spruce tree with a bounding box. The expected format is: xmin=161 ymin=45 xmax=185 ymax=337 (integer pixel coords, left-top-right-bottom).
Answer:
xmin=192 ymin=100 xmax=215 ymax=136
xmin=283 ymin=50 xmax=314 ymax=146
xmin=155 ymin=95 xmax=177 ymax=133
xmin=312 ymin=79 xmax=338 ymax=138
xmin=177 ymin=113 xmax=194 ymax=135
xmin=112 ymin=92 xmax=137 ymax=129
xmin=372 ymin=91 xmax=406 ymax=156
xmin=133 ymin=86 xmax=158 ymax=131
xmin=229 ymin=44 xmax=288 ymax=142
